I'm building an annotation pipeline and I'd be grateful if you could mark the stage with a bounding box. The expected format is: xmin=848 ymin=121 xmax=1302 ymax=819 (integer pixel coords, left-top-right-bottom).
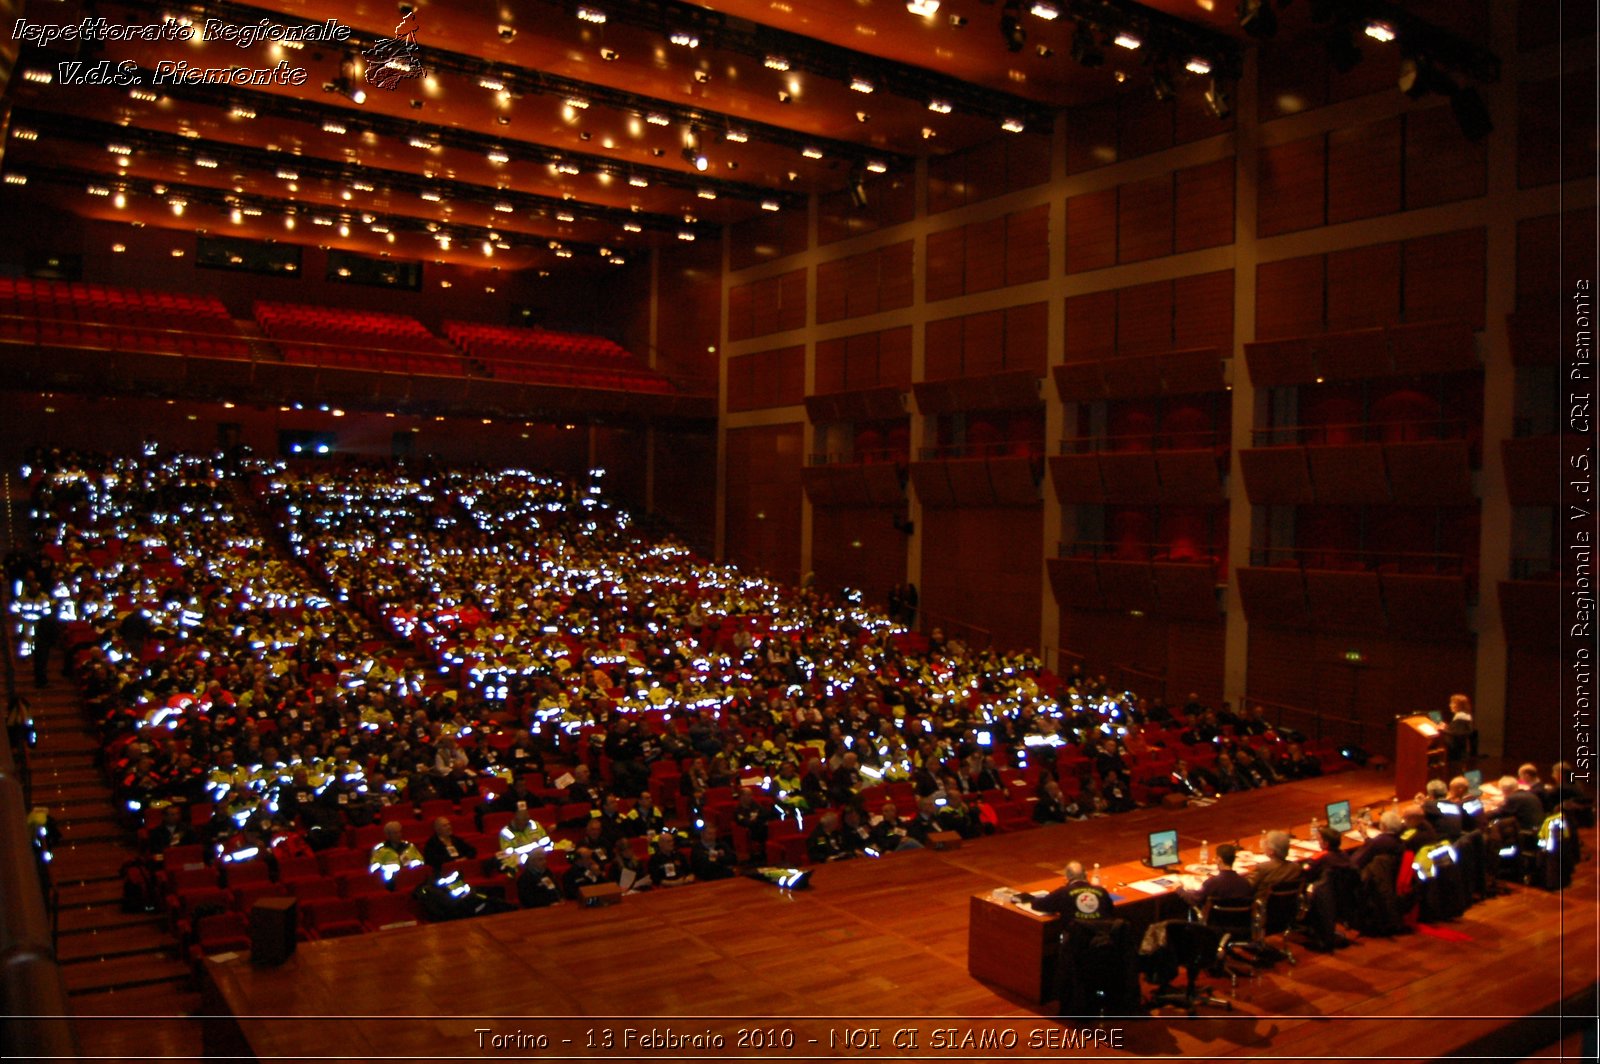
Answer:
xmin=202 ymin=770 xmax=1597 ymax=1061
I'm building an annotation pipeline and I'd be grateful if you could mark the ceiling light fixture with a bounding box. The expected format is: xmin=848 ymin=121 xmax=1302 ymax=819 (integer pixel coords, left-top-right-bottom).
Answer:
xmin=865 ymin=160 xmax=888 ymax=173
xmin=1185 ymin=56 xmax=1212 ymax=74
xmin=906 ymin=0 xmax=940 ymax=16
xmin=761 ymin=199 xmax=781 ymax=211
xmin=1364 ymin=21 xmax=1397 ymax=42
xmin=850 ymin=77 xmax=875 ymax=93
xmin=764 ymin=55 xmax=790 ymax=70
xmin=801 ymin=146 xmax=824 ymax=158
xmin=1113 ymin=31 xmax=1142 ymax=49
xmin=1001 ymin=117 xmax=1026 ymax=132
xmin=927 ymin=99 xmax=953 ymax=113
xmin=1029 ymin=2 xmax=1059 ymax=19
xmin=576 ymin=6 xmax=607 ymax=23
xmin=669 ymin=31 xmax=699 ymax=47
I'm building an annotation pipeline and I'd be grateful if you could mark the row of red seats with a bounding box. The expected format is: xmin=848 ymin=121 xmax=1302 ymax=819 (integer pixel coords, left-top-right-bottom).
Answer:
xmin=255 ymin=301 xmax=454 ymax=354
xmin=443 ymin=321 xmax=637 ymax=367
xmin=278 ymin=344 xmax=466 ymax=377
xmin=2 ymin=318 xmax=251 ymax=359
xmin=481 ymin=360 xmax=673 ymax=393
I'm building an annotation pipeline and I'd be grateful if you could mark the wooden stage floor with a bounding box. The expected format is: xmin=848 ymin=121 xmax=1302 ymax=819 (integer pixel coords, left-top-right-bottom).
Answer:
xmin=202 ymin=770 xmax=1598 ymax=1062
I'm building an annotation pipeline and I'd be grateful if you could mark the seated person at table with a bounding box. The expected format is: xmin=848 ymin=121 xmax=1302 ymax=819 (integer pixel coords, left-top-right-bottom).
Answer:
xmin=1304 ymin=825 xmax=1355 ymax=884
xmin=1398 ymin=802 xmax=1438 ymax=849
xmin=1179 ymin=843 xmax=1254 ymax=910
xmin=515 ymin=849 xmax=564 ymax=908
xmin=807 ymin=811 xmax=855 ymax=862
xmin=1420 ymin=780 xmax=1466 ymax=840
xmin=1498 ymin=775 xmax=1546 ymax=831
xmin=422 ymin=816 xmax=478 ymax=871
xmin=1543 ymin=761 xmax=1594 ymax=823
xmin=1352 ymin=810 xmax=1405 ymax=869
xmin=1031 ymin=860 xmax=1115 ymax=922
xmin=1247 ymin=830 xmax=1303 ymax=898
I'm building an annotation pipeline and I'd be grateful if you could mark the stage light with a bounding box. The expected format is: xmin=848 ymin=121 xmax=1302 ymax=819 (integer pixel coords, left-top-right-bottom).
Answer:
xmin=1238 ymin=0 xmax=1276 ymax=39
xmin=1204 ymin=77 xmax=1234 ymax=118
xmin=576 ymin=6 xmax=607 ymax=23
xmin=906 ymin=0 xmax=939 ymax=16
xmin=1029 ymin=2 xmax=1059 ymax=18
xmin=850 ymin=77 xmax=875 ymax=93
xmin=1070 ymin=23 xmax=1104 ymax=67
xmin=1001 ymin=117 xmax=1026 ymax=132
xmin=1112 ymin=31 xmax=1141 ymax=49
xmin=1364 ymin=21 xmax=1397 ymax=43
xmin=1185 ymin=57 xmax=1212 ymax=75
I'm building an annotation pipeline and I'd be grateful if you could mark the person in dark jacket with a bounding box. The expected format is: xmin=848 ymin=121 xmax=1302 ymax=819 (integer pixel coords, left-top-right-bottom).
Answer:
xmin=1179 ymin=843 xmax=1254 ymax=910
xmin=421 ymin=816 xmax=478 ymax=872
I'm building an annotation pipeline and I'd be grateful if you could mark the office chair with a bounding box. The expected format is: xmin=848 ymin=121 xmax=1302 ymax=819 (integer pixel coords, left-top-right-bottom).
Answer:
xmin=1253 ymin=882 xmax=1304 ymax=966
xmin=1199 ymin=897 xmax=1256 ymax=990
xmin=1145 ymin=920 xmax=1232 ymax=1015
xmin=1056 ymin=918 xmax=1139 ymax=1019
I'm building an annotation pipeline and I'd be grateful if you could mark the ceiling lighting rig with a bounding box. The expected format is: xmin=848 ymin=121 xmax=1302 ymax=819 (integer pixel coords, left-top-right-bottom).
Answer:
xmin=1244 ymin=0 xmax=1500 ymax=140
xmin=558 ymin=0 xmax=1052 ymax=136
xmin=154 ymin=0 xmax=902 ymax=176
xmin=16 ymin=110 xmax=726 ymax=240
xmin=88 ymin=74 xmax=808 ymax=210
xmin=19 ymin=162 xmax=630 ymax=265
xmin=1058 ymin=0 xmax=1245 ymax=117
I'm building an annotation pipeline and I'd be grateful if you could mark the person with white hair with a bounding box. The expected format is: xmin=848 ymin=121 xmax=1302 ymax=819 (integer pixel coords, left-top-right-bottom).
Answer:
xmin=1352 ymin=810 xmax=1405 ymax=870
xmin=1247 ymin=829 xmax=1303 ymax=899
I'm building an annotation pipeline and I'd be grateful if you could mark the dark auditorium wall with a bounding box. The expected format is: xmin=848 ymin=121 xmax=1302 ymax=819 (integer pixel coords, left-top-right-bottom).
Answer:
xmin=723 ymin=422 xmax=803 ymax=587
xmin=705 ymin=1 xmax=1595 ymax=761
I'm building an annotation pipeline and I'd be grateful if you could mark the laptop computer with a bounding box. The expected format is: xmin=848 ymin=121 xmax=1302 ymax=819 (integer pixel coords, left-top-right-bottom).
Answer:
xmin=1146 ymin=829 xmax=1180 ymax=869
xmin=1325 ymin=800 xmax=1352 ymax=833
xmin=1464 ymin=769 xmax=1483 ymax=798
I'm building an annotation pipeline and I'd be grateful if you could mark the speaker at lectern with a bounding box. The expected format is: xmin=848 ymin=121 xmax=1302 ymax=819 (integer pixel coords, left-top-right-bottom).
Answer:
xmin=1395 ymin=714 xmax=1447 ymax=800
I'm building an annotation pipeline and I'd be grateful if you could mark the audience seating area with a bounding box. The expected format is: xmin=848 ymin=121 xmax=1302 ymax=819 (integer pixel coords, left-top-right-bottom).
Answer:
xmin=0 ymin=277 xmax=249 ymax=358
xmin=252 ymin=301 xmax=465 ymax=377
xmin=19 ymin=452 xmax=1361 ymax=969
xmin=444 ymin=321 xmax=673 ymax=392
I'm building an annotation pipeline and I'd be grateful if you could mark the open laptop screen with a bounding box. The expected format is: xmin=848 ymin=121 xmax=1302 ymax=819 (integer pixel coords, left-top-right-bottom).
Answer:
xmin=1148 ymin=829 xmax=1180 ymax=869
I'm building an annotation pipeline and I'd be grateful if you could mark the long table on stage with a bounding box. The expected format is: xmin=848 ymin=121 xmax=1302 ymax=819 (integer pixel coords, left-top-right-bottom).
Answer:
xmin=202 ymin=770 xmax=1597 ymax=1061
xmin=964 ymin=784 xmax=1392 ymax=1005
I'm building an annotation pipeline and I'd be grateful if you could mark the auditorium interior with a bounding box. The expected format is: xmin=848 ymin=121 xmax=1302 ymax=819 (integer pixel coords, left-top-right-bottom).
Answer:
xmin=0 ymin=0 xmax=1595 ymax=1059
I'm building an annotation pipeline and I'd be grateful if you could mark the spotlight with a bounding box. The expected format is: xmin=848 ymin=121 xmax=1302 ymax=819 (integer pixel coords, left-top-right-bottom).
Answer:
xmin=498 ymin=24 xmax=516 ymax=40
xmin=906 ymin=0 xmax=940 ymax=16
xmin=1449 ymin=85 xmax=1492 ymax=141
xmin=1364 ymin=20 xmax=1397 ymax=43
xmin=1238 ymin=0 xmax=1277 ymax=39
xmin=1070 ymin=23 xmax=1104 ymax=67
xmin=1150 ymin=64 xmax=1175 ymax=102
xmin=683 ymin=146 xmax=708 ymax=171
xmin=1112 ymin=30 xmax=1141 ymax=49
xmin=1204 ymin=77 xmax=1234 ymax=118
xmin=848 ymin=170 xmax=869 ymax=209
xmin=1029 ymin=2 xmax=1059 ymax=18
xmin=1185 ymin=57 xmax=1212 ymax=75
xmin=999 ymin=0 xmax=1026 ymax=52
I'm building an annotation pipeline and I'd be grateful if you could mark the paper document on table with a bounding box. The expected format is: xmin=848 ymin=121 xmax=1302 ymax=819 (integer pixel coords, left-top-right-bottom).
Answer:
xmin=1128 ymin=877 xmax=1177 ymax=895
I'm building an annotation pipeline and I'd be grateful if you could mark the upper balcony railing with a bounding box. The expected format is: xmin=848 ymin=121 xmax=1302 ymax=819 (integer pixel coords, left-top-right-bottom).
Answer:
xmin=1058 ymin=429 xmax=1228 ymax=454
xmin=1249 ymin=417 xmax=1471 ymax=448
xmin=917 ymin=440 xmax=1043 ymax=461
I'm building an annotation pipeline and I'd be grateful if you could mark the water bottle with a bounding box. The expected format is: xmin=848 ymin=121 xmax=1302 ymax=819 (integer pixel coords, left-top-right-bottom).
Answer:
xmin=1090 ymin=862 xmax=1102 ymax=886
xmin=1199 ymin=839 xmax=1209 ymax=865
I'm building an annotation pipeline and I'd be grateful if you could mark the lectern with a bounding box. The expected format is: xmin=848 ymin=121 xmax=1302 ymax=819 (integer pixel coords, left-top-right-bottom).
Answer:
xmin=1395 ymin=715 xmax=1447 ymax=800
